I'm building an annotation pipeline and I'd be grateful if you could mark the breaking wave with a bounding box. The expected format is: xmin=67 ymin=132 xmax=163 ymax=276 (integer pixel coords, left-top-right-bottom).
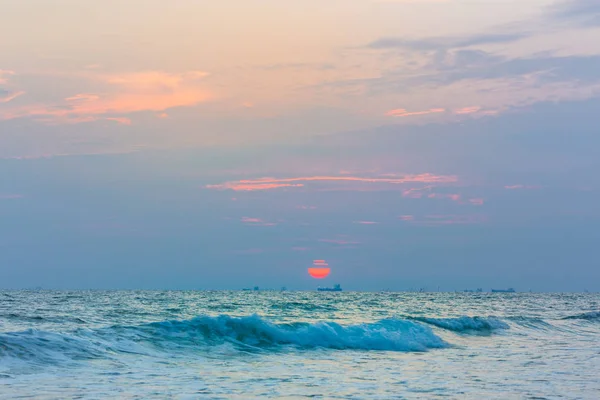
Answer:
xmin=0 ymin=315 xmax=448 ymax=366
xmin=408 ymin=316 xmax=510 ymax=333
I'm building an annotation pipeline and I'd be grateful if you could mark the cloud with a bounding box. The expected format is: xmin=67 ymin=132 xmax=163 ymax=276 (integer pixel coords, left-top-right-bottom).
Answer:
xmin=234 ymin=248 xmax=265 ymax=255
xmin=372 ymin=0 xmax=450 ymax=3
xmin=319 ymin=238 xmax=360 ymax=245
xmin=207 ymin=173 xmax=458 ymax=191
xmin=504 ymin=185 xmax=541 ymax=190
xmin=454 ymin=106 xmax=482 ymax=115
xmin=412 ymin=214 xmax=486 ymax=226
xmin=241 ymin=216 xmax=277 ymax=226
xmin=549 ymin=0 xmax=600 ymax=27
xmin=354 ymin=221 xmax=378 ymax=225
xmin=292 ymin=247 xmax=309 ymax=251
xmin=0 ymin=70 xmax=211 ymax=124
xmin=399 ymin=215 xmax=415 ymax=221
xmin=429 ymin=54 xmax=600 ymax=85
xmin=428 ymin=193 xmax=461 ymax=202
xmin=0 ymin=70 xmax=15 ymax=85
xmin=367 ymin=33 xmax=527 ymax=51
xmin=385 ymin=108 xmax=445 ymax=117
xmin=0 ymin=90 xmax=25 ymax=103
xmin=105 ymin=117 xmax=132 ymax=125
xmin=0 ymin=194 xmax=23 ymax=200
xmin=216 ymin=183 xmax=305 ymax=191
xmin=402 ymin=186 xmax=432 ymax=198
xmin=469 ymin=198 xmax=484 ymax=206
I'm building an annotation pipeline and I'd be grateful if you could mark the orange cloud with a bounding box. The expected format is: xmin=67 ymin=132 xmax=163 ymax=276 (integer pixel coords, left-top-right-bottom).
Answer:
xmin=386 ymin=108 xmax=446 ymax=117
xmin=207 ymin=173 xmax=457 ymax=191
xmin=1 ymin=70 xmax=211 ymax=124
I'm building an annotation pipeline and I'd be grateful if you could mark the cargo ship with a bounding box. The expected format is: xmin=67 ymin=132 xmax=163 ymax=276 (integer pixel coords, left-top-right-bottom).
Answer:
xmin=317 ymin=284 xmax=342 ymax=292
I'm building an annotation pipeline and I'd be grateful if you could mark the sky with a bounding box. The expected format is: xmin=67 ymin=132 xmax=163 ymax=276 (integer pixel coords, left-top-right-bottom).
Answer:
xmin=1 ymin=0 xmax=599 ymax=291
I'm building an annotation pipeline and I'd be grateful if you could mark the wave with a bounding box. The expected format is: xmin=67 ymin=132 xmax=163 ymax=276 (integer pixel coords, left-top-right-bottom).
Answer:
xmin=0 ymin=315 xmax=448 ymax=366
xmin=408 ymin=316 xmax=510 ymax=333
xmin=562 ymin=311 xmax=600 ymax=321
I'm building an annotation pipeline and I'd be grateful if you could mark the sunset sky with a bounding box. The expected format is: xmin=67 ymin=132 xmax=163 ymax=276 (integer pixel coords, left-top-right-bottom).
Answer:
xmin=1 ymin=0 xmax=599 ymax=290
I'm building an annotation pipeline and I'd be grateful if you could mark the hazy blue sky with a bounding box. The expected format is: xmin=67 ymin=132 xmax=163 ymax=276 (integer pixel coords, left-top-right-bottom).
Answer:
xmin=1 ymin=0 xmax=599 ymax=290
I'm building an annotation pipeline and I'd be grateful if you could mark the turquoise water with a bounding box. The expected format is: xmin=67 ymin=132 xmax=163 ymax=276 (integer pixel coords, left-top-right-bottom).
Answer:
xmin=1 ymin=291 xmax=599 ymax=399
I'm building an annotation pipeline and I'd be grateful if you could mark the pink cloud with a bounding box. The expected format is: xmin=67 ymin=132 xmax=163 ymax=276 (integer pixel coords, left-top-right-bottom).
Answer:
xmin=292 ymin=247 xmax=309 ymax=251
xmin=399 ymin=215 xmax=415 ymax=221
xmin=242 ymin=217 xmax=262 ymax=223
xmin=469 ymin=198 xmax=484 ymax=206
xmin=354 ymin=221 xmax=378 ymax=225
xmin=319 ymin=238 xmax=360 ymax=245
xmin=241 ymin=216 xmax=277 ymax=226
xmin=386 ymin=108 xmax=446 ymax=117
xmin=207 ymin=173 xmax=458 ymax=191
xmin=504 ymin=184 xmax=541 ymax=190
xmin=427 ymin=193 xmax=461 ymax=202
xmin=105 ymin=117 xmax=132 ymax=125
xmin=234 ymin=248 xmax=264 ymax=255
xmin=454 ymin=106 xmax=482 ymax=115
xmin=0 ymin=70 xmax=15 ymax=84
xmin=1 ymin=70 xmax=211 ymax=124
xmin=0 ymin=91 xmax=25 ymax=104
xmin=402 ymin=186 xmax=431 ymax=198
xmin=0 ymin=194 xmax=24 ymax=200
xmin=417 ymin=214 xmax=486 ymax=226
xmin=212 ymin=183 xmax=304 ymax=191
xmin=156 ymin=112 xmax=169 ymax=119
xmin=297 ymin=205 xmax=317 ymax=210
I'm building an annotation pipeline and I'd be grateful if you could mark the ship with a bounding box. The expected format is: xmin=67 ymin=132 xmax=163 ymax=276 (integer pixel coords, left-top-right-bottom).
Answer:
xmin=317 ymin=284 xmax=342 ymax=292
xmin=491 ymin=288 xmax=515 ymax=293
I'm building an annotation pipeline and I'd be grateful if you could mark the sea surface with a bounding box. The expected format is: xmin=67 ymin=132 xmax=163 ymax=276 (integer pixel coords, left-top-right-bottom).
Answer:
xmin=1 ymin=291 xmax=599 ymax=399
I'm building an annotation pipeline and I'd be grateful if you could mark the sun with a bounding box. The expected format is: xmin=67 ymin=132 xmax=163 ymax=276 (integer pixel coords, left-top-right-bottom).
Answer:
xmin=308 ymin=260 xmax=331 ymax=279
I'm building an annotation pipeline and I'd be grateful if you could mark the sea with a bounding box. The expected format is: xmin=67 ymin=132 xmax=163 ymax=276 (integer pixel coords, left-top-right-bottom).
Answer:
xmin=0 ymin=291 xmax=599 ymax=399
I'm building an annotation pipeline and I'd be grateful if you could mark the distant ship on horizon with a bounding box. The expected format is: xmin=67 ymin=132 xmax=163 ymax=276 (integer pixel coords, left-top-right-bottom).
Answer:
xmin=317 ymin=284 xmax=342 ymax=292
xmin=491 ymin=288 xmax=516 ymax=293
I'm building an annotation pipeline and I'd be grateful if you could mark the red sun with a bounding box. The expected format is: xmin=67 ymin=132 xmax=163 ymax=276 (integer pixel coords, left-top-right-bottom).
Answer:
xmin=308 ymin=268 xmax=331 ymax=279
xmin=308 ymin=259 xmax=331 ymax=279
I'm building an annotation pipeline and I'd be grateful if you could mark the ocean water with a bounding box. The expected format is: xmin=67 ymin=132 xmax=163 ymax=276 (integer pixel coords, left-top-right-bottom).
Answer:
xmin=1 ymin=291 xmax=599 ymax=399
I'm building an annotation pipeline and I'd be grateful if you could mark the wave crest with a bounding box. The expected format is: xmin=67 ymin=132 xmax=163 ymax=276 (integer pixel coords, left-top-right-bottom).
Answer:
xmin=562 ymin=311 xmax=600 ymax=321
xmin=0 ymin=315 xmax=448 ymax=366
xmin=408 ymin=316 xmax=510 ymax=332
